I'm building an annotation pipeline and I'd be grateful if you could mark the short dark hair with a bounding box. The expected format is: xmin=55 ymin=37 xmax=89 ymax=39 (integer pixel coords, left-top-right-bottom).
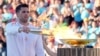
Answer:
xmin=15 ymin=4 xmax=29 ymax=13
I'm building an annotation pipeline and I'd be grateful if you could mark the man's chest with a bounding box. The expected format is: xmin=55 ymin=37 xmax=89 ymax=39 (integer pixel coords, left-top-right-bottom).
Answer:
xmin=16 ymin=32 xmax=38 ymax=45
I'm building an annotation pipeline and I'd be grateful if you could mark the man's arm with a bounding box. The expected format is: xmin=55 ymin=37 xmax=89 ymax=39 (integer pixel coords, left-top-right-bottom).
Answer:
xmin=5 ymin=23 xmax=20 ymax=35
xmin=35 ymin=34 xmax=45 ymax=56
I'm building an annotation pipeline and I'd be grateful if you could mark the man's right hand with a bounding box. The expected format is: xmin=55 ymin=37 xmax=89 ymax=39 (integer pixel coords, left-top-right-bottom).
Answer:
xmin=19 ymin=26 xmax=30 ymax=33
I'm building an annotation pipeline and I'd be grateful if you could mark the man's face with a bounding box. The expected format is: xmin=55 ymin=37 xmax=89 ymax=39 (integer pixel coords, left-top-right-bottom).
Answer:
xmin=64 ymin=2 xmax=70 ymax=7
xmin=55 ymin=0 xmax=61 ymax=5
xmin=83 ymin=0 xmax=88 ymax=3
xmin=40 ymin=1 xmax=44 ymax=7
xmin=17 ymin=7 xmax=29 ymax=23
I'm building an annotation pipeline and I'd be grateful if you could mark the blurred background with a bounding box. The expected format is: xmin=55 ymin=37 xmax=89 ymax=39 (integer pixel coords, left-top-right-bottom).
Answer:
xmin=0 ymin=0 xmax=100 ymax=56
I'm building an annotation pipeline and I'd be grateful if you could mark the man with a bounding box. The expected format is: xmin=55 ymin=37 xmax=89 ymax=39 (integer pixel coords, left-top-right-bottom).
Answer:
xmin=94 ymin=34 xmax=100 ymax=48
xmin=5 ymin=4 xmax=45 ymax=56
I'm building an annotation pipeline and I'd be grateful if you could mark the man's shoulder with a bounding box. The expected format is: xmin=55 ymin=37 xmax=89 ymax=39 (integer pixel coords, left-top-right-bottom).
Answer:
xmin=6 ymin=22 xmax=17 ymax=27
